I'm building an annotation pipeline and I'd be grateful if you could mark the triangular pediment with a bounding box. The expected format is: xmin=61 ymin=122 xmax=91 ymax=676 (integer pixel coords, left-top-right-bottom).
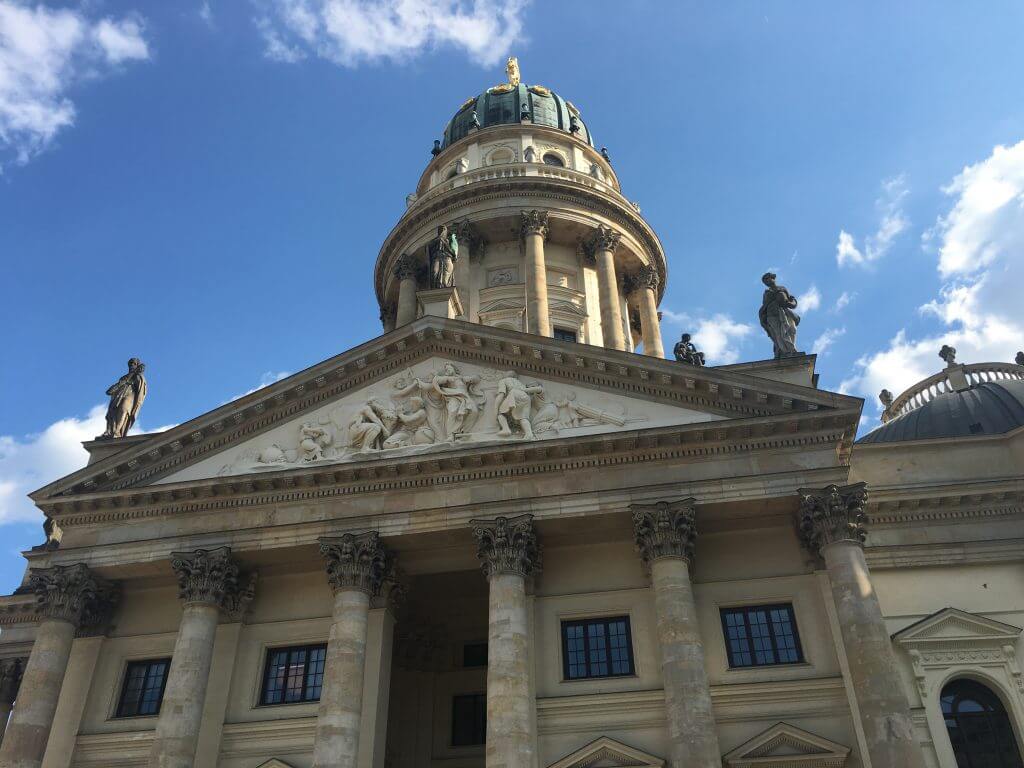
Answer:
xmin=547 ymin=736 xmax=664 ymax=768
xmin=894 ymin=607 xmax=1022 ymax=647
xmin=33 ymin=317 xmax=860 ymax=501
xmin=723 ymin=722 xmax=849 ymax=767
xmin=255 ymin=761 xmax=294 ymax=768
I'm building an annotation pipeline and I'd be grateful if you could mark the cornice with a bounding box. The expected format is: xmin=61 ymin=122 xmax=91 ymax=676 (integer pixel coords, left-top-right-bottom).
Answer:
xmin=866 ymin=539 xmax=1024 ymax=569
xmin=867 ymin=485 xmax=1024 ymax=526
xmin=40 ymin=412 xmax=855 ymax=530
xmin=35 ymin=319 xmax=858 ymax=505
xmin=373 ymin=176 xmax=667 ymax=305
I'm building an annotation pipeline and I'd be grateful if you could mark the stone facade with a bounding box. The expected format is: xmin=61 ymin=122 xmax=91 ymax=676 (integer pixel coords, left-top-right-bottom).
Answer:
xmin=2 ymin=63 xmax=1023 ymax=768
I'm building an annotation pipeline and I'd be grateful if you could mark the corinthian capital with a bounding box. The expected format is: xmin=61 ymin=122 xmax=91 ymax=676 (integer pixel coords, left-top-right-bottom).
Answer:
xmin=470 ymin=514 xmax=541 ymax=579
xmin=0 ymin=658 xmax=24 ymax=702
xmin=625 ymin=265 xmax=660 ymax=295
xmin=28 ymin=563 xmax=118 ymax=628
xmin=589 ymin=224 xmax=621 ymax=254
xmin=394 ymin=253 xmax=418 ymax=281
xmin=170 ymin=547 xmax=242 ymax=609
xmin=631 ymin=499 xmax=698 ymax=565
xmin=796 ymin=483 xmax=869 ymax=557
xmin=519 ymin=210 xmax=550 ymax=240
xmin=319 ymin=532 xmax=390 ymax=595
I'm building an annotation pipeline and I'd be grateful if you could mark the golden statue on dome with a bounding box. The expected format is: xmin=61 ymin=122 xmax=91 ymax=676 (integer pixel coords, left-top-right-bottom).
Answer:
xmin=506 ymin=56 xmax=520 ymax=86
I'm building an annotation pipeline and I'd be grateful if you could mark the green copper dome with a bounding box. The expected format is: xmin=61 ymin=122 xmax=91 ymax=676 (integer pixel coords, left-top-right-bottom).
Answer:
xmin=442 ymin=83 xmax=594 ymax=148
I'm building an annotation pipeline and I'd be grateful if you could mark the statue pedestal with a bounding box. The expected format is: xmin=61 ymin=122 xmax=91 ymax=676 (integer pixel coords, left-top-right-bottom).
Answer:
xmin=417 ymin=287 xmax=463 ymax=320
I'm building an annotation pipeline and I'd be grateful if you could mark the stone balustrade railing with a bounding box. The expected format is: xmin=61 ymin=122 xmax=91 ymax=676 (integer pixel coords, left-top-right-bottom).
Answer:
xmin=884 ymin=362 xmax=1024 ymax=422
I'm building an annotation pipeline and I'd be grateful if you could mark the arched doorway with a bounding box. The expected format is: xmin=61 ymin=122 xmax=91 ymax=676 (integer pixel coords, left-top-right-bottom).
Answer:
xmin=942 ymin=678 xmax=1024 ymax=767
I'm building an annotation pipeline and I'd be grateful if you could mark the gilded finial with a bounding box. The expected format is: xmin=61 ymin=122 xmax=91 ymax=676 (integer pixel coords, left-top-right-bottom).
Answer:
xmin=506 ymin=56 xmax=521 ymax=87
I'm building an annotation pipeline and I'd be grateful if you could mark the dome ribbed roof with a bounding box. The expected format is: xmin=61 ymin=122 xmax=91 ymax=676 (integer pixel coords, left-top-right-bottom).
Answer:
xmin=442 ymin=83 xmax=593 ymax=148
xmin=857 ymin=379 xmax=1024 ymax=444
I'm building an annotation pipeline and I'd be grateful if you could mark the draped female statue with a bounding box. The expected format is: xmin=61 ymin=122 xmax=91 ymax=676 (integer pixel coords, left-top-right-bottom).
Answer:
xmin=101 ymin=358 xmax=147 ymax=439
xmin=758 ymin=272 xmax=802 ymax=358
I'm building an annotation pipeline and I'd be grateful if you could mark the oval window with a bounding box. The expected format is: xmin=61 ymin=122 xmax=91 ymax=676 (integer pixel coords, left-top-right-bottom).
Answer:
xmin=542 ymin=153 xmax=565 ymax=167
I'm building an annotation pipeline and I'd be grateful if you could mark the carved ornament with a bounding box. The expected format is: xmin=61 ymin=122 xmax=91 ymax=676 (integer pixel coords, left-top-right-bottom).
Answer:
xmin=0 ymin=657 xmax=24 ymax=702
xmin=471 ymin=514 xmax=541 ymax=579
xmin=519 ymin=210 xmax=550 ymax=240
xmin=626 ymin=265 xmax=660 ymax=294
xmin=319 ymin=531 xmax=390 ymax=595
xmin=28 ymin=563 xmax=118 ymax=628
xmin=170 ymin=547 xmax=245 ymax=610
xmin=796 ymin=483 xmax=869 ymax=557
xmin=631 ymin=499 xmax=698 ymax=565
xmin=393 ymin=254 xmax=418 ymax=281
xmin=587 ymin=224 xmax=621 ymax=255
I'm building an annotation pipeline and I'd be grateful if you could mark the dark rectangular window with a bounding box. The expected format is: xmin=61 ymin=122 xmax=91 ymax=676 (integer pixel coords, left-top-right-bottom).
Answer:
xmin=463 ymin=642 xmax=488 ymax=668
xmin=553 ymin=327 xmax=578 ymax=342
xmin=451 ymin=693 xmax=486 ymax=746
xmin=720 ymin=604 xmax=804 ymax=668
xmin=259 ymin=644 xmax=327 ymax=705
xmin=561 ymin=616 xmax=634 ymax=680
xmin=116 ymin=658 xmax=170 ymax=717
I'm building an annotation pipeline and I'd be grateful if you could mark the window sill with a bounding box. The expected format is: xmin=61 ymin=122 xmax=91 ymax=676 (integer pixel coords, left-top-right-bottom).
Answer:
xmin=725 ymin=661 xmax=810 ymax=672
xmin=560 ymin=673 xmax=638 ymax=684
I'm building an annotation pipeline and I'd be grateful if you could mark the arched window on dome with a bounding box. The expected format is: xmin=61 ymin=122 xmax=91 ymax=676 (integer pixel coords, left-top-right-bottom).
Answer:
xmin=542 ymin=152 xmax=565 ymax=167
xmin=487 ymin=148 xmax=514 ymax=165
xmin=941 ymin=678 xmax=1024 ymax=768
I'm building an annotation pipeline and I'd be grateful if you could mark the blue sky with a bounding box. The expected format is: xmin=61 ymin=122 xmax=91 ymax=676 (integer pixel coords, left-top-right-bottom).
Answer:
xmin=1 ymin=0 xmax=1023 ymax=593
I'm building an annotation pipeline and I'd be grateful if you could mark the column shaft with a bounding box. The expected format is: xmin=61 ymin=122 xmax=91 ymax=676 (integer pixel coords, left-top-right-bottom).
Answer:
xmin=313 ymin=588 xmax=371 ymax=768
xmin=637 ymin=287 xmax=664 ymax=358
xmin=651 ymin=557 xmax=720 ymax=767
xmin=148 ymin=602 xmax=220 ymax=768
xmin=485 ymin=572 xmax=533 ymax=768
xmin=824 ymin=541 xmax=925 ymax=768
xmin=595 ymin=248 xmax=625 ymax=351
xmin=396 ymin=277 xmax=418 ymax=327
xmin=523 ymin=231 xmax=550 ymax=337
xmin=0 ymin=619 xmax=75 ymax=768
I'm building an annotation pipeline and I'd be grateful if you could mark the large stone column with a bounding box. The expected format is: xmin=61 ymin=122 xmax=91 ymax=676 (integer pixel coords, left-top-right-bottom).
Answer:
xmin=797 ymin=484 xmax=926 ymax=768
xmin=149 ymin=547 xmax=251 ymax=768
xmin=520 ymin=211 xmax=551 ymax=338
xmin=470 ymin=515 xmax=541 ymax=768
xmin=627 ymin=266 xmax=665 ymax=358
xmin=394 ymin=254 xmax=419 ymax=327
xmin=632 ymin=500 xmax=720 ymax=768
xmin=314 ymin=532 xmax=392 ymax=768
xmin=588 ymin=225 xmax=626 ymax=351
xmin=0 ymin=659 xmax=23 ymax=746
xmin=0 ymin=564 xmax=116 ymax=768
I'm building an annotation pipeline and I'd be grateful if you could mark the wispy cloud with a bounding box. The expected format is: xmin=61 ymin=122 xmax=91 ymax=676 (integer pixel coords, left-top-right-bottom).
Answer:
xmin=255 ymin=0 xmax=529 ymax=67
xmin=0 ymin=1 xmax=150 ymax=168
xmin=798 ymin=284 xmax=821 ymax=313
xmin=226 ymin=370 xmax=292 ymax=403
xmin=661 ymin=309 xmax=753 ymax=365
xmin=811 ymin=327 xmax=845 ymax=356
xmin=841 ymin=143 xmax=1024 ymax=414
xmin=836 ymin=174 xmax=910 ymax=267
xmin=832 ymin=291 xmax=855 ymax=313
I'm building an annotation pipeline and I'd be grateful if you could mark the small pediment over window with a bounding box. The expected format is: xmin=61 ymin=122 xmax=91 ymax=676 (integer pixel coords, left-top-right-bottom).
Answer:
xmin=723 ymin=722 xmax=850 ymax=767
xmin=893 ymin=607 xmax=1022 ymax=646
xmin=547 ymin=736 xmax=664 ymax=768
xmin=255 ymin=760 xmax=295 ymax=768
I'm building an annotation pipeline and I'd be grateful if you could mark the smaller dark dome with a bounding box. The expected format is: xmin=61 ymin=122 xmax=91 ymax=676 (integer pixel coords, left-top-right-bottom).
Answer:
xmin=442 ymin=84 xmax=593 ymax=148
xmin=857 ymin=379 xmax=1024 ymax=444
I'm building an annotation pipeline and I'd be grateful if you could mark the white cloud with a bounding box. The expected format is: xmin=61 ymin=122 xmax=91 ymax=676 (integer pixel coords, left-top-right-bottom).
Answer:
xmin=199 ymin=1 xmax=214 ymax=26
xmin=226 ymin=370 xmax=292 ymax=402
xmin=661 ymin=309 xmax=753 ymax=365
xmin=798 ymin=284 xmax=821 ymax=313
xmin=0 ymin=406 xmax=171 ymax=526
xmin=836 ymin=174 xmax=910 ymax=267
xmin=841 ymin=142 xmax=1024 ymax=413
xmin=255 ymin=0 xmax=529 ymax=67
xmin=0 ymin=1 xmax=149 ymax=167
xmin=811 ymin=327 xmax=845 ymax=356
xmin=833 ymin=291 xmax=854 ymax=313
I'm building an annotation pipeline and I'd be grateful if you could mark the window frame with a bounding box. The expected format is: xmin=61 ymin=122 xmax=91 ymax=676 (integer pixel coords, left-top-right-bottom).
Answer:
xmin=114 ymin=657 xmax=171 ymax=718
xmin=560 ymin=615 xmax=636 ymax=681
xmin=719 ymin=603 xmax=805 ymax=669
xmin=258 ymin=642 xmax=328 ymax=707
xmin=552 ymin=327 xmax=578 ymax=343
xmin=450 ymin=691 xmax=487 ymax=747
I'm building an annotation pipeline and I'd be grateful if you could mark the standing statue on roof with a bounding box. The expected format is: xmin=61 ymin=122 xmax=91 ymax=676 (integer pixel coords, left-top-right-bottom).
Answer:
xmin=100 ymin=358 xmax=147 ymax=439
xmin=506 ymin=56 xmax=521 ymax=87
xmin=758 ymin=272 xmax=801 ymax=358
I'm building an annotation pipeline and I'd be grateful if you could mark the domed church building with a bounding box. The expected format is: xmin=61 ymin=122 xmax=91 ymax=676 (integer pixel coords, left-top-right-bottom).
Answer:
xmin=1 ymin=60 xmax=1023 ymax=768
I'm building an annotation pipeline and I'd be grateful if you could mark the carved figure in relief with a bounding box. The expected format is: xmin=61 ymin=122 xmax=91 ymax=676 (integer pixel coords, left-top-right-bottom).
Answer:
xmin=299 ymin=421 xmax=332 ymax=462
xmin=383 ymin=397 xmax=435 ymax=449
xmin=100 ymin=358 xmax=147 ymax=439
xmin=496 ymin=371 xmax=545 ymax=439
xmin=429 ymin=224 xmax=459 ymax=289
xmin=432 ymin=363 xmax=482 ymax=439
xmin=758 ymin=272 xmax=801 ymax=358
xmin=348 ymin=399 xmax=396 ymax=452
